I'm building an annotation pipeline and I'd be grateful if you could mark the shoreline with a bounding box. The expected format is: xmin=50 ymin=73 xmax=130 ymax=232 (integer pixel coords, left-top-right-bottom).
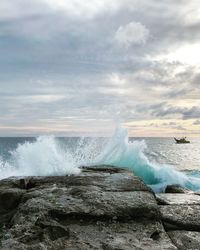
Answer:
xmin=0 ymin=166 xmax=200 ymax=249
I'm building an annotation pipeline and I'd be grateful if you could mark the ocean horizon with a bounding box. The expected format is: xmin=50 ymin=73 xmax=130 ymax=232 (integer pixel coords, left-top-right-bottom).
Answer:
xmin=0 ymin=128 xmax=200 ymax=193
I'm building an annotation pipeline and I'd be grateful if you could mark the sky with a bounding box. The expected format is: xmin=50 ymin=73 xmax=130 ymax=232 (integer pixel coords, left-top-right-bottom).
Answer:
xmin=0 ymin=0 xmax=200 ymax=137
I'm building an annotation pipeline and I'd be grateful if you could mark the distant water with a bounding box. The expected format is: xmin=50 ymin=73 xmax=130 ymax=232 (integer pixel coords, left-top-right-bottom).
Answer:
xmin=0 ymin=127 xmax=200 ymax=192
xmin=141 ymin=137 xmax=200 ymax=171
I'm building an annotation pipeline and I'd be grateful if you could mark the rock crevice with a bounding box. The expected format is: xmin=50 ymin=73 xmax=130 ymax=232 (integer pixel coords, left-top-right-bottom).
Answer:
xmin=0 ymin=166 xmax=197 ymax=249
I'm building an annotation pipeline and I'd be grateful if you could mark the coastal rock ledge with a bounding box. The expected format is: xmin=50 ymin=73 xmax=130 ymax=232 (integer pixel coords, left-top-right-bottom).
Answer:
xmin=0 ymin=166 xmax=199 ymax=250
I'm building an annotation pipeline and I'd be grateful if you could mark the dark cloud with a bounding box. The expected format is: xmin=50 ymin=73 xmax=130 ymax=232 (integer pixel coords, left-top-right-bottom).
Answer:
xmin=193 ymin=120 xmax=200 ymax=125
xmin=151 ymin=104 xmax=200 ymax=120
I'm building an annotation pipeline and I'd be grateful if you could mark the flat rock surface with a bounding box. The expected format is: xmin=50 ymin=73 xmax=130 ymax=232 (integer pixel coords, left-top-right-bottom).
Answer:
xmin=0 ymin=165 xmax=177 ymax=250
xmin=168 ymin=230 xmax=200 ymax=250
xmin=160 ymin=205 xmax=200 ymax=231
xmin=156 ymin=193 xmax=200 ymax=205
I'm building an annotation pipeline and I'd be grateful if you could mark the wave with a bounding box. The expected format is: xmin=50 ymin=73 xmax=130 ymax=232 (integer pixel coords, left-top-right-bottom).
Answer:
xmin=0 ymin=127 xmax=200 ymax=192
xmin=96 ymin=127 xmax=200 ymax=192
xmin=0 ymin=136 xmax=81 ymax=178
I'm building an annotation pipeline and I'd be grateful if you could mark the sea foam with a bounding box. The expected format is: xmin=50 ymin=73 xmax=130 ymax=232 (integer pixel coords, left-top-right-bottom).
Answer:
xmin=0 ymin=127 xmax=200 ymax=192
xmin=0 ymin=136 xmax=81 ymax=178
xmin=96 ymin=127 xmax=200 ymax=192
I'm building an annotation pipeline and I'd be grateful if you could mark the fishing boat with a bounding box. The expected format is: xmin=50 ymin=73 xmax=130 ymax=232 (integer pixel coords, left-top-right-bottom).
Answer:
xmin=174 ymin=137 xmax=190 ymax=144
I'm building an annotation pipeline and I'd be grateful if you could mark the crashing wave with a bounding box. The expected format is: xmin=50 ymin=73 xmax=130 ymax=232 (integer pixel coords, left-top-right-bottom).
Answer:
xmin=0 ymin=126 xmax=200 ymax=192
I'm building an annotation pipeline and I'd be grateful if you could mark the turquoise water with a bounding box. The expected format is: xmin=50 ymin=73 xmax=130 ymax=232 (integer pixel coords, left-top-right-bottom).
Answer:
xmin=0 ymin=128 xmax=199 ymax=192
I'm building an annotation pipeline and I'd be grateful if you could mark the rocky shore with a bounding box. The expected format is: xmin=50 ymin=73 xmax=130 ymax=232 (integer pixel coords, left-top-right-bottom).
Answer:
xmin=0 ymin=165 xmax=200 ymax=249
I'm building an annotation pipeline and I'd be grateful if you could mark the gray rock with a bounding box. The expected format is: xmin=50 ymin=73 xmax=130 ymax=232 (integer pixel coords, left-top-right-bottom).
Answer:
xmin=0 ymin=166 xmax=177 ymax=249
xmin=0 ymin=188 xmax=26 ymax=226
xmin=156 ymin=193 xmax=200 ymax=205
xmin=0 ymin=188 xmax=26 ymax=210
xmin=168 ymin=230 xmax=200 ymax=250
xmin=165 ymin=184 xmax=190 ymax=194
xmin=160 ymin=205 xmax=200 ymax=231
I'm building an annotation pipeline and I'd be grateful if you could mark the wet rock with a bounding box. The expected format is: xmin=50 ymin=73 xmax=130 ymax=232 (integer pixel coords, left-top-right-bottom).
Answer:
xmin=0 ymin=166 xmax=177 ymax=249
xmin=165 ymin=184 xmax=190 ymax=194
xmin=168 ymin=230 xmax=200 ymax=250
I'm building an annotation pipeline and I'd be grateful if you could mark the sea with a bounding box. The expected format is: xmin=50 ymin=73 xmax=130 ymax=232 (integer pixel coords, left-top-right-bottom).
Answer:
xmin=0 ymin=127 xmax=200 ymax=193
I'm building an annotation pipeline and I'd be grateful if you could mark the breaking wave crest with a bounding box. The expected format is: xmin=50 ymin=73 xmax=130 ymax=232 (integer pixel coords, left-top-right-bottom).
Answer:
xmin=96 ymin=127 xmax=200 ymax=192
xmin=0 ymin=136 xmax=81 ymax=178
xmin=0 ymin=126 xmax=200 ymax=192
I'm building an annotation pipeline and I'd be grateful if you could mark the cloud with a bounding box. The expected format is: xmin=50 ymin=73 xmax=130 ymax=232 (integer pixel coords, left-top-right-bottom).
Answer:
xmin=162 ymin=122 xmax=177 ymax=126
xmin=42 ymin=0 xmax=121 ymax=19
xmin=150 ymin=103 xmax=200 ymax=120
xmin=173 ymin=125 xmax=186 ymax=131
xmin=114 ymin=22 xmax=149 ymax=47
xmin=0 ymin=0 xmax=135 ymax=21
xmin=193 ymin=120 xmax=200 ymax=125
xmin=0 ymin=0 xmax=200 ymax=135
xmin=0 ymin=0 xmax=49 ymax=20
xmin=192 ymin=73 xmax=200 ymax=85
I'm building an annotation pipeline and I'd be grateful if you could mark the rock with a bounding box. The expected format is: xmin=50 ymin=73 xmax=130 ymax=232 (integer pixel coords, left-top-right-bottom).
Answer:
xmin=168 ymin=230 xmax=200 ymax=250
xmin=160 ymin=205 xmax=200 ymax=231
xmin=156 ymin=193 xmax=200 ymax=205
xmin=0 ymin=188 xmax=26 ymax=227
xmin=0 ymin=166 xmax=177 ymax=250
xmin=157 ymin=193 xmax=200 ymax=249
xmin=0 ymin=188 xmax=25 ymax=210
xmin=165 ymin=185 xmax=190 ymax=194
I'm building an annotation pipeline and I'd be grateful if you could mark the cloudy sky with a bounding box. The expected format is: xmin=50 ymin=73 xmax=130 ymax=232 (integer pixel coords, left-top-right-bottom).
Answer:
xmin=0 ymin=0 xmax=200 ymax=136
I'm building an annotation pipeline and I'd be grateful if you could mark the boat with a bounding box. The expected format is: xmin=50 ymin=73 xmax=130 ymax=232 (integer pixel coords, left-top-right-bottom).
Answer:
xmin=174 ymin=137 xmax=190 ymax=144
